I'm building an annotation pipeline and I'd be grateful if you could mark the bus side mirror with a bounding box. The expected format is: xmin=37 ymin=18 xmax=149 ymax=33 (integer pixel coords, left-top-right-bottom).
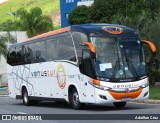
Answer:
xmin=82 ymin=49 xmax=91 ymax=60
xmin=142 ymin=40 xmax=156 ymax=57
xmin=81 ymin=49 xmax=95 ymax=78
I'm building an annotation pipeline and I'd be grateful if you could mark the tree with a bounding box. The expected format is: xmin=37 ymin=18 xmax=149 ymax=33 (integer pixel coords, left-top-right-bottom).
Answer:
xmin=16 ymin=7 xmax=53 ymax=37
xmin=0 ymin=20 xmax=19 ymax=31
xmin=0 ymin=32 xmax=16 ymax=58
xmin=149 ymin=12 xmax=160 ymax=57
xmin=68 ymin=5 xmax=93 ymax=25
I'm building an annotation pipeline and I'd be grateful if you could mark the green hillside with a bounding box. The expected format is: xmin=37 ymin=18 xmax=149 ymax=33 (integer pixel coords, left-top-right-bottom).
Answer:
xmin=0 ymin=0 xmax=60 ymax=28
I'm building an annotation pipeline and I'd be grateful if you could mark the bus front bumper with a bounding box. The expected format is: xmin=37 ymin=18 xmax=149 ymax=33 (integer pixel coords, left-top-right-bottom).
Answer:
xmin=94 ymin=86 xmax=149 ymax=104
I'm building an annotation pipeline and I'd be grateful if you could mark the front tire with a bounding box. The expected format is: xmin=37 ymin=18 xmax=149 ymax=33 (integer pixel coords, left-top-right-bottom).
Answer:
xmin=113 ymin=102 xmax=126 ymax=108
xmin=22 ymin=88 xmax=31 ymax=106
xmin=70 ymin=88 xmax=83 ymax=110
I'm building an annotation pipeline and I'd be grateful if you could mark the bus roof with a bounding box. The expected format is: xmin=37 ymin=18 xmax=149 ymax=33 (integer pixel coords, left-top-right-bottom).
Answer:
xmin=26 ymin=26 xmax=71 ymax=42
xmin=71 ymin=24 xmax=136 ymax=36
xmin=9 ymin=24 xmax=137 ymax=47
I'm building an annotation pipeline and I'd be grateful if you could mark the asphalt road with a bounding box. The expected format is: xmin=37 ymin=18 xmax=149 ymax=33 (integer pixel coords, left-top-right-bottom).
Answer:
xmin=0 ymin=97 xmax=160 ymax=123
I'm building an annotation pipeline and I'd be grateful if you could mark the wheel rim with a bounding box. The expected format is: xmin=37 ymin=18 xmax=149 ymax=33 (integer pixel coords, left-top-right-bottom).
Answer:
xmin=73 ymin=92 xmax=79 ymax=106
xmin=23 ymin=92 xmax=28 ymax=103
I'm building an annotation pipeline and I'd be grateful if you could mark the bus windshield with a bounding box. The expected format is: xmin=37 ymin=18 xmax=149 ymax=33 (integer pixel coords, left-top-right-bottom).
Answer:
xmin=90 ymin=36 xmax=146 ymax=80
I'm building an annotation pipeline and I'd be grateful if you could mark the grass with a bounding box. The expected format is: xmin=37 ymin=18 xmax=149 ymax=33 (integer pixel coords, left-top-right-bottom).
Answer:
xmin=149 ymin=85 xmax=160 ymax=100
xmin=0 ymin=0 xmax=60 ymax=27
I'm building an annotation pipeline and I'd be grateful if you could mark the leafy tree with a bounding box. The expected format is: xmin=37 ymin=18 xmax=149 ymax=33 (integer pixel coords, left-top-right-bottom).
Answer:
xmin=16 ymin=7 xmax=53 ymax=37
xmin=68 ymin=5 xmax=93 ymax=25
xmin=149 ymin=12 xmax=160 ymax=55
xmin=0 ymin=32 xmax=16 ymax=58
xmin=0 ymin=20 xmax=19 ymax=31
xmin=68 ymin=0 xmax=160 ymax=25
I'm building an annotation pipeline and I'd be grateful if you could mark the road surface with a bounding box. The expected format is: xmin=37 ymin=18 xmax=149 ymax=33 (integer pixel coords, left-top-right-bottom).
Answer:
xmin=0 ymin=97 xmax=159 ymax=123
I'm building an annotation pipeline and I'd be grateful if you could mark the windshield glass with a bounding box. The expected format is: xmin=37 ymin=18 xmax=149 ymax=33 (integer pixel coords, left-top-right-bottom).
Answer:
xmin=90 ymin=36 xmax=146 ymax=80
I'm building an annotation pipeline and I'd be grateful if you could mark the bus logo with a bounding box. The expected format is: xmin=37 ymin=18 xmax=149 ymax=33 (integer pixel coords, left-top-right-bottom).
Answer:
xmin=56 ymin=64 xmax=66 ymax=89
xmin=125 ymin=88 xmax=130 ymax=93
xmin=102 ymin=26 xmax=123 ymax=34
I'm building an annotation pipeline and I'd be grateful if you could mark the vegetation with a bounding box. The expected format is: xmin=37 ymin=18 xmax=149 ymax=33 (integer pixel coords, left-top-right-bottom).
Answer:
xmin=0 ymin=7 xmax=53 ymax=37
xmin=150 ymin=85 xmax=160 ymax=100
xmin=0 ymin=0 xmax=60 ymax=29
xmin=68 ymin=0 xmax=160 ymax=84
xmin=0 ymin=32 xmax=16 ymax=58
xmin=68 ymin=5 xmax=93 ymax=25
xmin=17 ymin=7 xmax=53 ymax=37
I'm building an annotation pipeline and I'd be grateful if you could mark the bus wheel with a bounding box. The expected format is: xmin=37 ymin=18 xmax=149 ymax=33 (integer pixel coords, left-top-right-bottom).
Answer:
xmin=70 ymin=88 xmax=83 ymax=110
xmin=113 ymin=102 xmax=126 ymax=108
xmin=22 ymin=88 xmax=31 ymax=106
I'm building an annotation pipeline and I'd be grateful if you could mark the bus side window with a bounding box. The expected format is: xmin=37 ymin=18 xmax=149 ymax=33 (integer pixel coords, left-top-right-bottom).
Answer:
xmin=34 ymin=42 xmax=46 ymax=63
xmin=25 ymin=44 xmax=33 ymax=64
xmin=58 ymin=33 xmax=76 ymax=62
xmin=71 ymin=32 xmax=88 ymax=63
xmin=7 ymin=49 xmax=11 ymax=65
xmin=16 ymin=45 xmax=25 ymax=65
xmin=26 ymin=43 xmax=34 ymax=64
xmin=46 ymin=38 xmax=58 ymax=61
xmin=9 ymin=47 xmax=16 ymax=66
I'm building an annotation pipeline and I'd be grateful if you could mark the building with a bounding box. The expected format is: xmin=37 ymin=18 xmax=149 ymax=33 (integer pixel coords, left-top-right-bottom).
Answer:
xmin=0 ymin=31 xmax=28 ymax=87
xmin=60 ymin=0 xmax=94 ymax=28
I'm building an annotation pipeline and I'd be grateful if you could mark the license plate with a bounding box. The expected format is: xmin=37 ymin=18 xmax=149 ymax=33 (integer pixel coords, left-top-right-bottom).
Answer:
xmin=122 ymin=97 xmax=131 ymax=101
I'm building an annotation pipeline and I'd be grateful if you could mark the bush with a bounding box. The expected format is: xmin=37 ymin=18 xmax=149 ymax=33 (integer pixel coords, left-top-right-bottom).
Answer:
xmin=147 ymin=59 xmax=160 ymax=85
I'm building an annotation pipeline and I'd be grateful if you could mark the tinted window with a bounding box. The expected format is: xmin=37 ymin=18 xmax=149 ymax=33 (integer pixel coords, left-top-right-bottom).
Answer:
xmin=46 ymin=38 xmax=58 ymax=61
xmin=71 ymin=32 xmax=88 ymax=62
xmin=16 ymin=45 xmax=25 ymax=65
xmin=57 ymin=33 xmax=76 ymax=62
xmin=25 ymin=44 xmax=34 ymax=64
xmin=34 ymin=42 xmax=46 ymax=63
xmin=7 ymin=48 xmax=16 ymax=65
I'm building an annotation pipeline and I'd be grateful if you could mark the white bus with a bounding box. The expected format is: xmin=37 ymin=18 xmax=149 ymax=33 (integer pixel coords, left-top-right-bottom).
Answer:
xmin=7 ymin=24 xmax=156 ymax=109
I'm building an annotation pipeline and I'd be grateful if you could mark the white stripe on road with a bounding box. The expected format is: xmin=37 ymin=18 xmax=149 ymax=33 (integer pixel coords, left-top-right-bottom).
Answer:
xmin=17 ymin=112 xmax=28 ymax=114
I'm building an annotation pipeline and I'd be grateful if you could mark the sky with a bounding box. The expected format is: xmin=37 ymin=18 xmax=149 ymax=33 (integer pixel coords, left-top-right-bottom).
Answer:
xmin=0 ymin=0 xmax=7 ymax=4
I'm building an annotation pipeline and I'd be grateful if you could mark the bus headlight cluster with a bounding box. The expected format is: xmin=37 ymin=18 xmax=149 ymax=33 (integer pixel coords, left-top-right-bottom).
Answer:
xmin=88 ymin=81 xmax=111 ymax=90
xmin=140 ymin=81 xmax=149 ymax=88
xmin=99 ymin=85 xmax=111 ymax=90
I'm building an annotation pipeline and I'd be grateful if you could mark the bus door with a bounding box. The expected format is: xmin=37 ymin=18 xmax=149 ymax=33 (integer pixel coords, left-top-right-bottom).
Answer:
xmin=80 ymin=45 xmax=97 ymax=103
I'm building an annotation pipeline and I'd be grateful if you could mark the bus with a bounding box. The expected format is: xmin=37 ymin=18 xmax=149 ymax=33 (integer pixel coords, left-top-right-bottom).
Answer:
xmin=7 ymin=24 xmax=156 ymax=109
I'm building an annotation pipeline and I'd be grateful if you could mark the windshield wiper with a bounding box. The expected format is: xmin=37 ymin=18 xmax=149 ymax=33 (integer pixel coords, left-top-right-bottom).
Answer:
xmin=122 ymin=47 xmax=139 ymax=78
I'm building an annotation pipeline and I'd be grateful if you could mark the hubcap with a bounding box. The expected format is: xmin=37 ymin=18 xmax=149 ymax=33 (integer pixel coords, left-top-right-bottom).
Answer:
xmin=73 ymin=92 xmax=79 ymax=106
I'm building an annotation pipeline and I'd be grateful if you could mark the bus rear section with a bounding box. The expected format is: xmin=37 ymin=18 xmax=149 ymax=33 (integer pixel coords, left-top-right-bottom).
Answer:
xmin=7 ymin=24 xmax=156 ymax=109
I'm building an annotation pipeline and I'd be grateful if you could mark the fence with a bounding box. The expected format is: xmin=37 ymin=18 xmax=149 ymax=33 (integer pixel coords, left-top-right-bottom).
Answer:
xmin=0 ymin=73 xmax=7 ymax=87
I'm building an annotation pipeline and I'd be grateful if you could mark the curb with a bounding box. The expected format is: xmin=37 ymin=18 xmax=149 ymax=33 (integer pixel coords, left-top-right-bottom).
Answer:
xmin=0 ymin=95 xmax=9 ymax=97
xmin=129 ymin=99 xmax=160 ymax=104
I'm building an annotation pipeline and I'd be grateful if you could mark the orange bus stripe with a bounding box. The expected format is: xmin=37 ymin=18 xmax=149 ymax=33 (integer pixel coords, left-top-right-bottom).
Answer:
xmin=108 ymin=88 xmax=143 ymax=100
xmin=26 ymin=26 xmax=71 ymax=42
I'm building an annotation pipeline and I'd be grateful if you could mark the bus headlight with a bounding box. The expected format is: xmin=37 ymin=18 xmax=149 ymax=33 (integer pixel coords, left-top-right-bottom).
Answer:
xmin=99 ymin=85 xmax=111 ymax=90
xmin=88 ymin=80 xmax=111 ymax=90
xmin=140 ymin=82 xmax=149 ymax=88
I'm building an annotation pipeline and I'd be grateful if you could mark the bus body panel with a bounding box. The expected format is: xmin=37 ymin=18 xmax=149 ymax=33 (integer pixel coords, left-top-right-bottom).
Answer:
xmin=7 ymin=61 xmax=84 ymax=102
